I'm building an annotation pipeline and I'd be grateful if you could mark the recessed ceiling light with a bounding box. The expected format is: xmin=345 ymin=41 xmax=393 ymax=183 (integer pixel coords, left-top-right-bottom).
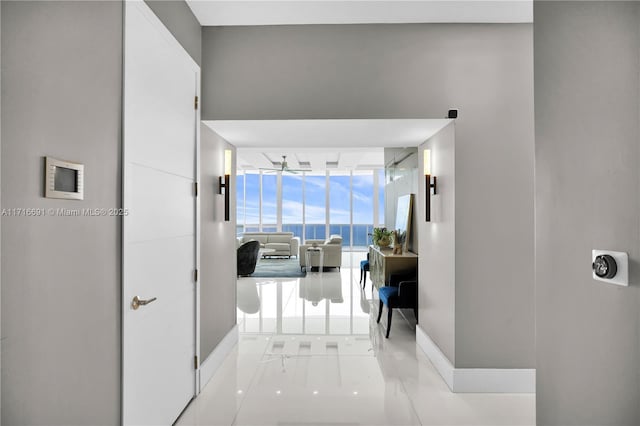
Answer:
xmin=313 ymin=390 xmax=319 ymax=395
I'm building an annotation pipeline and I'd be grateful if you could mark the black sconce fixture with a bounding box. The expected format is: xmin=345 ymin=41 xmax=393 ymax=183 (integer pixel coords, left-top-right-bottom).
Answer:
xmin=424 ymin=149 xmax=437 ymax=222
xmin=218 ymin=149 xmax=231 ymax=221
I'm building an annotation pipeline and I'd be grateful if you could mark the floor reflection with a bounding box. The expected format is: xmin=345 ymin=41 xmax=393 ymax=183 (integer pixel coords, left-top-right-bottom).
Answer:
xmin=177 ymin=253 xmax=535 ymax=426
xmin=237 ymin=253 xmax=371 ymax=336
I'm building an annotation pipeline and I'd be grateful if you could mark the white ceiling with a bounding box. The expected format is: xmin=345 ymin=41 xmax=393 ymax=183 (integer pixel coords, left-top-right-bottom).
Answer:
xmin=187 ymin=0 xmax=533 ymax=26
xmin=234 ymin=148 xmax=385 ymax=172
xmin=203 ymin=119 xmax=451 ymax=170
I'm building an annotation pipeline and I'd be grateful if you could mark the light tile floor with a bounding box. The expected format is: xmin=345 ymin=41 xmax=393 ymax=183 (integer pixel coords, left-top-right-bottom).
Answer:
xmin=178 ymin=253 xmax=535 ymax=426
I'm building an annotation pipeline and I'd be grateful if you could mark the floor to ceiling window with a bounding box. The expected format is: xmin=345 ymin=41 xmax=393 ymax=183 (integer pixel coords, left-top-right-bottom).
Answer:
xmin=304 ymin=172 xmax=327 ymax=241
xmin=261 ymin=173 xmax=278 ymax=232
xmin=329 ymin=171 xmax=351 ymax=246
xmin=351 ymin=171 xmax=375 ymax=249
xmin=281 ymin=172 xmax=304 ymax=240
xmin=237 ymin=169 xmax=384 ymax=250
xmin=242 ymin=171 xmax=260 ymax=233
xmin=236 ymin=171 xmax=245 ymax=236
xmin=377 ymin=169 xmax=385 ymax=227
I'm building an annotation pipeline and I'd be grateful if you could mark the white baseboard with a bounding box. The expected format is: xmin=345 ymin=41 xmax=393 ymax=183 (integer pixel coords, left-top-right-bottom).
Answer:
xmin=416 ymin=325 xmax=455 ymax=389
xmin=453 ymin=367 xmax=535 ymax=393
xmin=199 ymin=325 xmax=239 ymax=392
xmin=416 ymin=326 xmax=535 ymax=393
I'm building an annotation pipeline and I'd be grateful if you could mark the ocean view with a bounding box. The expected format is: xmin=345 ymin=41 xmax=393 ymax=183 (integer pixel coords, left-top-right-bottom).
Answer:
xmin=237 ymin=223 xmax=375 ymax=249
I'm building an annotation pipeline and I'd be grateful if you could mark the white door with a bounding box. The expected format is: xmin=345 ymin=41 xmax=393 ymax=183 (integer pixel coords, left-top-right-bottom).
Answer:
xmin=123 ymin=2 xmax=199 ymax=424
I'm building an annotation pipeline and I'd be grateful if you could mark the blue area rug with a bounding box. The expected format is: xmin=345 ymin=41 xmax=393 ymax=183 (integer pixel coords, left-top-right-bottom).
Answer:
xmin=250 ymin=257 xmax=306 ymax=278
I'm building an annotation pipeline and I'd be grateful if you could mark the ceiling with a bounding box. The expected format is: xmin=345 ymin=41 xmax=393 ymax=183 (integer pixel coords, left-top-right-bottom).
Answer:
xmin=233 ymin=148 xmax=385 ymax=172
xmin=203 ymin=119 xmax=451 ymax=171
xmin=186 ymin=0 xmax=533 ymax=26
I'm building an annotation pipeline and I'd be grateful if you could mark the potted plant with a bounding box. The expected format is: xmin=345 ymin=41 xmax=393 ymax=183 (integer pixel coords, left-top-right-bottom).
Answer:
xmin=372 ymin=227 xmax=392 ymax=248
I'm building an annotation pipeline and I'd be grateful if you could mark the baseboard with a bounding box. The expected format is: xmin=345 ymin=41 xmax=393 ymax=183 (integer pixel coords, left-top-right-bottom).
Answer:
xmin=416 ymin=325 xmax=455 ymax=389
xmin=453 ymin=367 xmax=535 ymax=393
xmin=416 ymin=326 xmax=535 ymax=393
xmin=199 ymin=325 xmax=239 ymax=392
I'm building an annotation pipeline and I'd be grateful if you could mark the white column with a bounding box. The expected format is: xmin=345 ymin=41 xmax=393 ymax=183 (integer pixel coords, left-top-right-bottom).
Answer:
xmin=258 ymin=171 xmax=263 ymax=231
xmin=373 ymin=169 xmax=380 ymax=228
xmin=241 ymin=172 xmax=246 ymax=232
xmin=349 ymin=171 xmax=354 ymax=251
xmin=325 ymin=170 xmax=330 ymax=238
xmin=302 ymin=172 xmax=306 ymax=242
xmin=276 ymin=172 xmax=282 ymax=232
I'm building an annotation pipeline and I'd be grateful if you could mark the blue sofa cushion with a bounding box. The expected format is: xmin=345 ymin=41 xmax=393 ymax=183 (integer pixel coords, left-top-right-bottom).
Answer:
xmin=378 ymin=286 xmax=398 ymax=305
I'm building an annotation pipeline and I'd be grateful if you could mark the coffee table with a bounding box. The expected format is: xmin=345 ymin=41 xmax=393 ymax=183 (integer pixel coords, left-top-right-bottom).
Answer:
xmin=259 ymin=248 xmax=276 ymax=259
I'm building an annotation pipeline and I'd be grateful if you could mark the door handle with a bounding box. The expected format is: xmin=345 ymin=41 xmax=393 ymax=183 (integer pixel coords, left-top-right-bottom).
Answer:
xmin=131 ymin=296 xmax=157 ymax=310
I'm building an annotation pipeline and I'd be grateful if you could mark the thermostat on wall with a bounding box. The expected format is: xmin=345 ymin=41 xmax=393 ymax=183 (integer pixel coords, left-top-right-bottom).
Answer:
xmin=45 ymin=156 xmax=84 ymax=200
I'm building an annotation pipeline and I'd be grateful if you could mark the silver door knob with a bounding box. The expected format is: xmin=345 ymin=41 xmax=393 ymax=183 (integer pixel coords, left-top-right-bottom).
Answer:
xmin=131 ymin=296 xmax=157 ymax=310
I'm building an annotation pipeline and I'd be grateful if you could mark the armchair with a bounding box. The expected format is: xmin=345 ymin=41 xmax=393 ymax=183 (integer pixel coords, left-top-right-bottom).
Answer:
xmin=237 ymin=240 xmax=260 ymax=277
xmin=376 ymin=271 xmax=417 ymax=338
xmin=299 ymin=235 xmax=343 ymax=270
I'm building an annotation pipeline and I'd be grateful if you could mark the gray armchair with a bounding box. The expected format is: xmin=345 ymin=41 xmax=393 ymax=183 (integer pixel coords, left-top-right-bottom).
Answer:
xmin=299 ymin=235 xmax=343 ymax=270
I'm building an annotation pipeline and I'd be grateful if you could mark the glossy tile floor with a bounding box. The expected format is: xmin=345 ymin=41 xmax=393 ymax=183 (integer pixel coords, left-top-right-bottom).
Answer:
xmin=178 ymin=253 xmax=535 ymax=426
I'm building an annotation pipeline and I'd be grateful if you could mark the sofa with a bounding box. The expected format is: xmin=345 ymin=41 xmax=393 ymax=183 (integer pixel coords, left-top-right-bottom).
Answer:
xmin=299 ymin=235 xmax=343 ymax=270
xmin=237 ymin=232 xmax=300 ymax=258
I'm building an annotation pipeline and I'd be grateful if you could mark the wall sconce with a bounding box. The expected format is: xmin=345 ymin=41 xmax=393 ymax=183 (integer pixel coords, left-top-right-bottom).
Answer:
xmin=218 ymin=149 xmax=232 ymax=221
xmin=424 ymin=149 xmax=437 ymax=222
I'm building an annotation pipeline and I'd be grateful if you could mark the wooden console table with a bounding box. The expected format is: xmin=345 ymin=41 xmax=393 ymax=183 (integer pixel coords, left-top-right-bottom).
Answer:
xmin=368 ymin=245 xmax=418 ymax=290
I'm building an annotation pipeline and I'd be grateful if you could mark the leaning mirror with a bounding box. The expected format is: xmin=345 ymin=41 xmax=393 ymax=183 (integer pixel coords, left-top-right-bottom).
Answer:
xmin=394 ymin=194 xmax=414 ymax=253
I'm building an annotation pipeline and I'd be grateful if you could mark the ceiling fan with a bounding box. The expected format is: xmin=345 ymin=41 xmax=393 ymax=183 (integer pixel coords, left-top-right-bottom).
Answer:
xmin=260 ymin=155 xmax=310 ymax=174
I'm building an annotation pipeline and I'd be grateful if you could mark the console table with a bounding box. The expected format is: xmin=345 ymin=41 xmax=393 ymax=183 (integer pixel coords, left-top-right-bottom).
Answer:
xmin=368 ymin=245 xmax=418 ymax=290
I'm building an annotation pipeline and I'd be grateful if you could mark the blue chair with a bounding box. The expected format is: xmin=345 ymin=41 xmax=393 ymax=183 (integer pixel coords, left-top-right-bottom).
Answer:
xmin=376 ymin=272 xmax=417 ymax=338
xmin=360 ymin=259 xmax=370 ymax=288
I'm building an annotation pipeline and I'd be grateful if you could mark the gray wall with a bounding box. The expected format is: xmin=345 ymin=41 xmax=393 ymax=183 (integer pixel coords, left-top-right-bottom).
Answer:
xmin=200 ymin=125 xmax=237 ymax=360
xmin=1 ymin=2 xmax=122 ymax=424
xmin=145 ymin=0 xmax=202 ymax=65
xmin=202 ymin=23 xmax=535 ymax=369
xmin=0 ymin=2 xmax=3 ymax=419
xmin=418 ymin=124 xmax=456 ymax=362
xmin=384 ymin=147 xmax=419 ymax=253
xmin=0 ymin=1 xmax=4 ymax=423
xmin=534 ymin=2 xmax=640 ymax=424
